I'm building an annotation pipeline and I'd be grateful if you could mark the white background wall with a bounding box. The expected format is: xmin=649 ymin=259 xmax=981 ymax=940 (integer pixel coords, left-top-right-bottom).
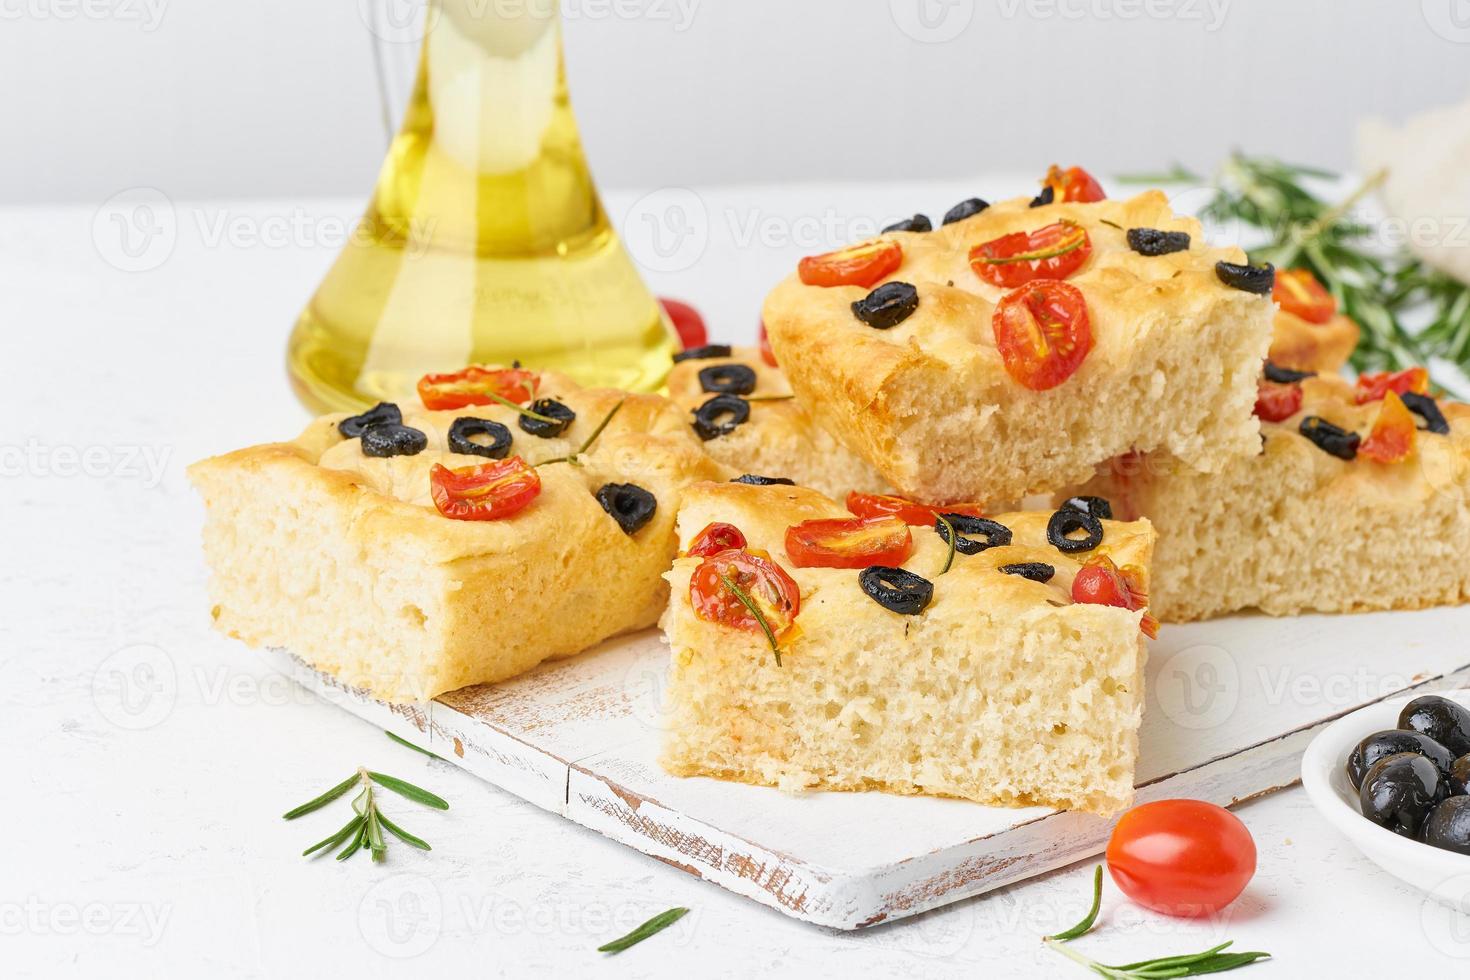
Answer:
xmin=1 ymin=0 xmax=1467 ymax=205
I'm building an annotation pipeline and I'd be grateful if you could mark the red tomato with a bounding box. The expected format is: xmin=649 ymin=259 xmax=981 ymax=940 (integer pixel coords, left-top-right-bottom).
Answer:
xmin=758 ymin=320 xmax=778 ymax=367
xmin=1253 ymin=380 xmax=1303 ymax=423
xmin=1044 ymin=164 xmax=1107 ymax=203
xmin=429 ymin=457 xmax=541 ymax=521
xmin=659 ymin=298 xmax=707 ymax=350
xmin=1354 ymin=367 xmax=1430 ymax=405
xmin=1106 ymin=799 xmax=1257 ymax=917
xmin=845 ymin=491 xmax=986 ymax=526
xmin=1273 ymin=268 xmax=1336 ymax=324
xmin=970 ymin=221 xmax=1092 ymax=289
xmin=689 ymin=550 xmax=801 ymax=639
xmin=798 ymin=240 xmax=903 ymax=289
xmin=686 ymin=521 xmax=747 ymax=559
xmin=1072 ymin=554 xmax=1159 ymax=639
xmin=1360 ymin=390 xmax=1417 ymax=464
xmin=418 ymin=366 xmax=539 ymax=411
xmin=784 ymin=516 xmax=914 ymax=569
xmin=992 ymin=280 xmax=1094 ymax=391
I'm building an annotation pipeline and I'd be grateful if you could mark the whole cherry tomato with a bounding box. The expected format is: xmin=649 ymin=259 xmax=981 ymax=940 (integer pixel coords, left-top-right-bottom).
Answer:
xmin=689 ymin=550 xmax=801 ymax=639
xmin=659 ymin=298 xmax=708 ymax=350
xmin=798 ymin=240 xmax=903 ymax=289
xmin=845 ymin=491 xmax=986 ymax=526
xmin=992 ymin=280 xmax=1094 ymax=391
xmin=429 ymin=457 xmax=541 ymax=521
xmin=1273 ymin=268 xmax=1336 ymax=324
xmin=970 ymin=221 xmax=1092 ymax=289
xmin=1106 ymin=799 xmax=1257 ymax=917
xmin=686 ymin=521 xmax=747 ymax=559
xmin=418 ymin=366 xmax=538 ymax=411
xmin=784 ymin=515 xmax=914 ymax=569
xmin=1044 ymin=164 xmax=1107 ymax=203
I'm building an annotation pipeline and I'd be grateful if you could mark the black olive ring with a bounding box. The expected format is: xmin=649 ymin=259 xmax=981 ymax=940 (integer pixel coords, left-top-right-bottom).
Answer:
xmin=852 ymin=282 xmax=920 ymax=330
xmin=883 ymin=214 xmax=932 ymax=234
xmin=596 ymin=483 xmax=658 ymax=536
xmin=1047 ymin=508 xmax=1104 ymax=553
xmin=1299 ymin=416 xmax=1360 ymax=460
xmin=698 ymin=363 xmax=758 ymax=396
xmin=1402 ymin=392 xmax=1451 ymax=435
xmin=1126 ymin=228 xmax=1191 ymax=257
xmin=448 ymin=417 xmax=513 ymax=460
xmin=692 ymin=394 xmax=750 ymax=441
xmin=1264 ymin=361 xmax=1315 ymax=384
xmin=859 ymin=566 xmax=934 ymax=616
xmin=999 ymin=562 xmax=1056 ymax=584
xmin=1215 ymin=260 xmax=1276 ymax=295
xmin=673 ymin=344 xmax=733 ymax=364
xmin=942 ymin=197 xmax=989 ymax=225
xmin=732 ymin=474 xmax=795 ymax=486
xmin=361 ymin=423 xmax=428 ymax=459
xmin=339 ymin=402 xmax=402 ymax=439
xmin=935 ymin=515 xmax=1013 ymax=556
xmin=1061 ymin=495 xmax=1113 ymax=520
xmin=1029 ymin=186 xmax=1055 ymax=208
xmin=519 ymin=398 xmax=577 ymax=439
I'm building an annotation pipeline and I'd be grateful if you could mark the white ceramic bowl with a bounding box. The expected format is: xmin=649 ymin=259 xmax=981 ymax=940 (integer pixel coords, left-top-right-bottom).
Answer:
xmin=1301 ymin=688 xmax=1470 ymax=910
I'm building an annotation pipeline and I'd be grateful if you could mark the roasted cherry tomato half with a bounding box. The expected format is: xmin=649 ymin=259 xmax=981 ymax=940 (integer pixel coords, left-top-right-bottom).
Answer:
xmin=1043 ymin=164 xmax=1107 ymax=204
xmin=970 ymin=221 xmax=1092 ymax=289
xmin=1072 ymin=554 xmax=1158 ymax=638
xmin=845 ymin=490 xmax=986 ymax=526
xmin=797 ymin=239 xmax=903 ymax=289
xmin=689 ymin=550 xmax=801 ymax=639
xmin=1253 ymin=380 xmax=1303 ymax=423
xmin=784 ymin=515 xmax=914 ymax=569
xmin=757 ymin=319 xmax=778 ymax=367
xmin=1360 ymin=390 xmax=1417 ymax=464
xmin=1354 ymin=366 xmax=1430 ymax=405
xmin=1273 ymin=268 xmax=1336 ymax=324
xmin=1106 ymin=799 xmax=1257 ymax=917
xmin=659 ymin=298 xmax=708 ymax=350
xmin=686 ymin=521 xmax=748 ymax=559
xmin=992 ymin=280 xmax=1094 ymax=391
xmin=429 ymin=457 xmax=541 ymax=521
xmin=418 ymin=366 xmax=538 ymax=411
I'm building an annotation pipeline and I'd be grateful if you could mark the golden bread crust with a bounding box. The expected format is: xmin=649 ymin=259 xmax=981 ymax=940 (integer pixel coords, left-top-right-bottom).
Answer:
xmin=1268 ymin=310 xmax=1360 ymax=374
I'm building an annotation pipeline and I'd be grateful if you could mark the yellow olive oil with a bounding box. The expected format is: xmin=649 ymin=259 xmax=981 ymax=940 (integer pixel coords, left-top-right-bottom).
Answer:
xmin=287 ymin=7 xmax=673 ymax=414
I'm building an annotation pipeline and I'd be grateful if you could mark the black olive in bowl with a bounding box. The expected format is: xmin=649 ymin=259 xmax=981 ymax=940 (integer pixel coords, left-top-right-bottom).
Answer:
xmin=1359 ymin=752 xmax=1446 ymax=838
xmin=1398 ymin=695 xmax=1470 ymax=757
xmin=1421 ymin=796 xmax=1470 ymax=855
xmin=1346 ymin=729 xmax=1456 ymax=789
xmin=1451 ymin=754 xmax=1470 ymax=796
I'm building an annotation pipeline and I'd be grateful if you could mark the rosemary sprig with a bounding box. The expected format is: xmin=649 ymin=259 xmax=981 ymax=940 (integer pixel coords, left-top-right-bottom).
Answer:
xmin=743 ymin=394 xmax=796 ymax=403
xmin=1041 ymin=865 xmax=1269 ymax=979
xmin=536 ymin=398 xmax=626 ymax=468
xmin=718 ymin=571 xmax=782 ymax=666
xmin=284 ymin=768 xmax=447 ymax=862
xmin=487 ymin=392 xmax=559 ymax=424
xmin=385 ymin=729 xmax=444 ymax=761
xmin=597 ymin=907 xmax=689 ymax=954
xmin=936 ymin=514 xmax=958 ymax=576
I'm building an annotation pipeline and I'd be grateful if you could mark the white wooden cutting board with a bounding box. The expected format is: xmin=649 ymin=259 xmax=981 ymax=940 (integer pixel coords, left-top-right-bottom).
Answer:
xmin=263 ymin=606 xmax=1470 ymax=930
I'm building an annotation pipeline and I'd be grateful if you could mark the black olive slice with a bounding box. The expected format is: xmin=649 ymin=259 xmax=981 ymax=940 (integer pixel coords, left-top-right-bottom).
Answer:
xmin=851 ymin=282 xmax=919 ymax=330
xmin=1047 ymin=508 xmax=1104 ymax=553
xmin=1126 ymin=228 xmax=1191 ymax=256
xmin=339 ymin=402 xmax=402 ymax=439
xmin=1061 ymin=495 xmax=1113 ymax=520
xmin=698 ymin=363 xmax=758 ymax=396
xmin=883 ymin=214 xmax=932 ymax=234
xmin=360 ymin=424 xmax=427 ymax=459
xmin=942 ymin=198 xmax=989 ymax=225
xmin=1264 ymin=362 xmax=1315 ymax=384
xmin=448 ymin=417 xmax=513 ymax=460
xmin=595 ymin=483 xmax=657 ymax=536
xmin=859 ymin=566 xmax=934 ymax=616
xmin=1215 ymin=260 xmax=1275 ymax=295
xmin=935 ymin=515 xmax=1012 ymax=555
xmin=1029 ymin=186 xmax=1055 ymax=208
xmin=519 ymin=398 xmax=576 ymax=439
xmin=673 ymin=344 xmax=733 ymax=364
xmin=1299 ymin=416 xmax=1360 ymax=460
xmin=732 ymin=474 xmax=795 ymax=486
xmin=692 ymin=394 xmax=750 ymax=441
xmin=1402 ymin=392 xmax=1451 ymax=435
xmin=999 ymin=562 xmax=1055 ymax=584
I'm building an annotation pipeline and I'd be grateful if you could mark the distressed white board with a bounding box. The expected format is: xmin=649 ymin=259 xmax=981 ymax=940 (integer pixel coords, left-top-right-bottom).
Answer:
xmin=263 ymin=605 xmax=1470 ymax=929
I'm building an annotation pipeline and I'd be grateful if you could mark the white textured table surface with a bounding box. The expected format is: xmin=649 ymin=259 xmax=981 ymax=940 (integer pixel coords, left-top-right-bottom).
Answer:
xmin=7 ymin=182 xmax=1470 ymax=976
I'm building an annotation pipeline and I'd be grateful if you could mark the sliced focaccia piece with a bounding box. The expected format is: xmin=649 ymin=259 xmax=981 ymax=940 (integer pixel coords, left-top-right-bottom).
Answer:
xmin=189 ymin=367 xmax=726 ymax=703
xmin=1075 ymin=366 xmax=1470 ymax=622
xmin=660 ymin=481 xmax=1157 ymax=817
xmin=665 ymin=344 xmax=889 ymax=498
xmin=762 ymin=189 xmax=1275 ymax=503
xmin=1268 ymin=267 xmax=1360 ymax=374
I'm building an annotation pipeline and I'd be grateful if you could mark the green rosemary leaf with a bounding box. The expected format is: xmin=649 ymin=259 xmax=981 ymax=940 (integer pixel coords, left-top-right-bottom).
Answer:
xmin=1046 ymin=865 xmax=1102 ymax=941
xmin=717 ymin=572 xmax=782 ymax=667
xmin=487 ymin=392 xmax=558 ymax=423
xmin=575 ymin=398 xmax=626 ymax=456
xmin=744 ymin=394 xmax=796 ymax=402
xmin=597 ymin=907 xmax=689 ymax=954
xmin=367 ymin=772 xmax=451 ymax=810
xmin=302 ymin=814 xmax=366 ymax=858
xmin=366 ymin=806 xmax=386 ymax=855
xmin=351 ymin=785 xmax=370 ymax=816
xmin=936 ymin=515 xmax=957 ymax=576
xmin=1111 ymin=941 xmax=1235 ymax=971
xmin=282 ymin=773 xmax=360 ymax=820
xmin=376 ymin=811 xmax=432 ymax=851
xmin=336 ymin=820 xmax=368 ymax=862
xmin=385 ymin=730 xmax=444 ymax=761
xmin=1115 ymin=164 xmax=1203 ymax=185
